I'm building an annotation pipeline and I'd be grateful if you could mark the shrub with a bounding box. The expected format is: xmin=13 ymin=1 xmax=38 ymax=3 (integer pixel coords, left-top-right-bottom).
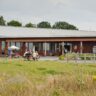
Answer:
xmin=65 ymin=53 xmax=77 ymax=60
xmin=59 ymin=55 xmax=65 ymax=60
xmin=80 ymin=56 xmax=84 ymax=60
xmin=86 ymin=57 xmax=91 ymax=60
xmin=79 ymin=54 xmax=96 ymax=60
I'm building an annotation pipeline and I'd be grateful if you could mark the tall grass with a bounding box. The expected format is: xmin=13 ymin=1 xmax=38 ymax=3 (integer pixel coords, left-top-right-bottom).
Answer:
xmin=0 ymin=59 xmax=96 ymax=96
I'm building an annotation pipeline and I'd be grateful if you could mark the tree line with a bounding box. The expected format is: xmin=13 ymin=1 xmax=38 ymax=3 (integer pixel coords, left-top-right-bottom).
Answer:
xmin=0 ymin=16 xmax=78 ymax=30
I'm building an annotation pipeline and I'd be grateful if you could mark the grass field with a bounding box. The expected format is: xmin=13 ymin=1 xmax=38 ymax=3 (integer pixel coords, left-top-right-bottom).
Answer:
xmin=0 ymin=58 xmax=96 ymax=96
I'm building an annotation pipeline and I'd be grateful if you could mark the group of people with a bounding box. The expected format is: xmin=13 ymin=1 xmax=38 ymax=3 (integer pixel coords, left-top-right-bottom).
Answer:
xmin=23 ymin=50 xmax=40 ymax=61
xmin=8 ymin=49 xmax=20 ymax=58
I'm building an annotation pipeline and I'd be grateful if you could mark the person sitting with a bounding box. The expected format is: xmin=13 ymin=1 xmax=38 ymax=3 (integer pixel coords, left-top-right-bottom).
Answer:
xmin=32 ymin=51 xmax=37 ymax=61
xmin=35 ymin=51 xmax=40 ymax=60
xmin=24 ymin=50 xmax=32 ymax=61
xmin=23 ymin=51 xmax=28 ymax=58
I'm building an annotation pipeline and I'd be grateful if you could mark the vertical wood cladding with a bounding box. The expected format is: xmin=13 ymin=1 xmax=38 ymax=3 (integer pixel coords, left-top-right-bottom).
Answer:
xmin=0 ymin=41 xmax=2 ymax=55
xmin=72 ymin=41 xmax=96 ymax=53
xmin=83 ymin=42 xmax=96 ymax=53
xmin=4 ymin=42 xmax=8 ymax=55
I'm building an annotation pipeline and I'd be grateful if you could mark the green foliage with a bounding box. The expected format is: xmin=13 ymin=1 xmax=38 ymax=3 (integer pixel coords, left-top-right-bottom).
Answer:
xmin=0 ymin=16 xmax=6 ymax=25
xmin=79 ymin=54 xmax=96 ymax=60
xmin=25 ymin=23 xmax=35 ymax=27
xmin=52 ymin=91 xmax=60 ymax=96
xmin=59 ymin=55 xmax=65 ymax=60
xmin=0 ymin=59 xmax=96 ymax=96
xmin=7 ymin=20 xmax=22 ymax=27
xmin=0 ymin=16 xmax=79 ymax=30
xmin=37 ymin=21 xmax=51 ymax=28
xmin=65 ymin=53 xmax=77 ymax=60
xmin=53 ymin=21 xmax=78 ymax=30
xmin=92 ymin=75 xmax=96 ymax=81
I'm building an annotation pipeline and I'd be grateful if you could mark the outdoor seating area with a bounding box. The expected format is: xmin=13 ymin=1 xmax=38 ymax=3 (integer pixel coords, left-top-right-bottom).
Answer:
xmin=2 ymin=45 xmax=40 ymax=61
xmin=23 ymin=50 xmax=40 ymax=61
xmin=8 ymin=45 xmax=20 ymax=58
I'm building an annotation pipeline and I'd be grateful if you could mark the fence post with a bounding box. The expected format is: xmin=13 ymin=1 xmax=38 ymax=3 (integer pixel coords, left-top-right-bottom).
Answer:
xmin=84 ymin=54 xmax=86 ymax=63
xmin=66 ymin=53 xmax=68 ymax=63
xmin=94 ymin=54 xmax=96 ymax=63
xmin=75 ymin=53 xmax=78 ymax=64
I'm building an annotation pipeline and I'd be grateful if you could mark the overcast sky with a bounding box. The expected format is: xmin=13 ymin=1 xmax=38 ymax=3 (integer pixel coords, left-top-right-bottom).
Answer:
xmin=0 ymin=0 xmax=96 ymax=31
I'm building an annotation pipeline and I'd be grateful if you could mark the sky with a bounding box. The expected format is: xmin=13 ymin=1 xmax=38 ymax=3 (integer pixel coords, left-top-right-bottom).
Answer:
xmin=0 ymin=0 xmax=96 ymax=31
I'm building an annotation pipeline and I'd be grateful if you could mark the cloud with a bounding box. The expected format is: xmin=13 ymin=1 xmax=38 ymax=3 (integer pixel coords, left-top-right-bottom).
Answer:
xmin=49 ymin=0 xmax=96 ymax=12
xmin=49 ymin=0 xmax=66 ymax=4
xmin=0 ymin=0 xmax=96 ymax=30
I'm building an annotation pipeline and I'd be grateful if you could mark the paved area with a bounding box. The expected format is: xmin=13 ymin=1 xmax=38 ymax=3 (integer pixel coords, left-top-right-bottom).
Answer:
xmin=59 ymin=60 xmax=96 ymax=64
xmin=39 ymin=56 xmax=59 ymax=61
xmin=39 ymin=56 xmax=96 ymax=63
xmin=0 ymin=56 xmax=96 ymax=64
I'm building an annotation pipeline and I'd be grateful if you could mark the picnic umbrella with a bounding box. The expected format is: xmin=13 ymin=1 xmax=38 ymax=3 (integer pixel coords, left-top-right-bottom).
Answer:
xmin=8 ymin=45 xmax=20 ymax=50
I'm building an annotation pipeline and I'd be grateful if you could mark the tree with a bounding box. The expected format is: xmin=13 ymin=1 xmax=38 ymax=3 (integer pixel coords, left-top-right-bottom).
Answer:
xmin=7 ymin=20 xmax=22 ymax=27
xmin=25 ymin=23 xmax=35 ymax=28
xmin=67 ymin=24 xmax=78 ymax=30
xmin=0 ymin=16 xmax=6 ymax=25
xmin=37 ymin=21 xmax=51 ymax=28
xmin=53 ymin=21 xmax=78 ymax=30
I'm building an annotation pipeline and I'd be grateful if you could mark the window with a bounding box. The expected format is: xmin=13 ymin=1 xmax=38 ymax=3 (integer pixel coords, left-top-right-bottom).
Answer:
xmin=2 ymin=41 xmax=5 ymax=50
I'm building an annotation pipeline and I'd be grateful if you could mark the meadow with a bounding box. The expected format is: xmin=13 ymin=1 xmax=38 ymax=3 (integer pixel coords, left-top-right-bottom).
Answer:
xmin=0 ymin=58 xmax=96 ymax=96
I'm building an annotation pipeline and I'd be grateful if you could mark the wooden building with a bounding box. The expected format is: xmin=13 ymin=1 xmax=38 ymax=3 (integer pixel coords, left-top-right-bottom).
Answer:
xmin=0 ymin=26 xmax=96 ymax=56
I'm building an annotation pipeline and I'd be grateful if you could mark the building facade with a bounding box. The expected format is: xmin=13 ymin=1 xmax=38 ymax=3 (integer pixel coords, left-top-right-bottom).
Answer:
xmin=0 ymin=26 xmax=96 ymax=56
